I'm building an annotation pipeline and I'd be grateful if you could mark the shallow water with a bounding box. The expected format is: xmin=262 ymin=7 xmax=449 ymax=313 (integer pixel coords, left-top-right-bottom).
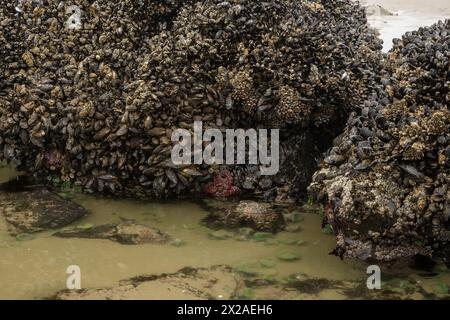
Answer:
xmin=0 ymin=164 xmax=449 ymax=300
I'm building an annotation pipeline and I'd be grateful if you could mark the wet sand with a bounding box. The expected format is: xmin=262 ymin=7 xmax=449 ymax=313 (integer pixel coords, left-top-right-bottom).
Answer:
xmin=359 ymin=0 xmax=450 ymax=51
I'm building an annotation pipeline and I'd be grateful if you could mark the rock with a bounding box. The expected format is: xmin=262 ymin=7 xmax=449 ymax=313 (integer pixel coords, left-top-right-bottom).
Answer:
xmin=284 ymin=275 xmax=339 ymax=294
xmin=0 ymin=0 xmax=384 ymax=201
xmin=309 ymin=20 xmax=450 ymax=262
xmin=54 ymin=222 xmax=170 ymax=245
xmin=276 ymin=251 xmax=301 ymax=262
xmin=247 ymin=272 xmax=446 ymax=300
xmin=0 ymin=187 xmax=87 ymax=234
xmin=202 ymin=201 xmax=285 ymax=233
xmin=54 ymin=265 xmax=243 ymax=300
xmin=15 ymin=233 xmax=36 ymax=241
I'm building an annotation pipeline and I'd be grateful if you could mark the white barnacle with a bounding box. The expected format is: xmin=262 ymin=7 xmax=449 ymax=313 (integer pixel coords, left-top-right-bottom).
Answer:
xmin=65 ymin=4 xmax=81 ymax=16
xmin=65 ymin=5 xmax=82 ymax=30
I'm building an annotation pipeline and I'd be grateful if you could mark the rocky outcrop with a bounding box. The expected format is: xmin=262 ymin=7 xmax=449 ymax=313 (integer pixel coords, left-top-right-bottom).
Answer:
xmin=0 ymin=0 xmax=384 ymax=200
xmin=309 ymin=20 xmax=450 ymax=262
xmin=54 ymin=222 xmax=171 ymax=245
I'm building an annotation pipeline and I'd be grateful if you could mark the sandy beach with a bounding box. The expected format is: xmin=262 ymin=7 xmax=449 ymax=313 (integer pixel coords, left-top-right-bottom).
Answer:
xmin=359 ymin=0 xmax=450 ymax=51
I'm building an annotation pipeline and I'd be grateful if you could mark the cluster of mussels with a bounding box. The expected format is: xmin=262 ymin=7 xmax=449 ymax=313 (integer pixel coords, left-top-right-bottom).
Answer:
xmin=309 ymin=20 xmax=450 ymax=262
xmin=0 ymin=0 xmax=383 ymax=199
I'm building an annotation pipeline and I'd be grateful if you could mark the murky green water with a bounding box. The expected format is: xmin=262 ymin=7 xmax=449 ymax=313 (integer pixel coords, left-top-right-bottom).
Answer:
xmin=0 ymin=164 xmax=449 ymax=300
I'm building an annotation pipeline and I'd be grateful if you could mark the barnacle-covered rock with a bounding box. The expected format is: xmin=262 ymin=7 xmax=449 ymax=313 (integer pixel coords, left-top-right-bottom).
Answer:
xmin=0 ymin=0 xmax=383 ymax=200
xmin=0 ymin=2 xmax=26 ymax=117
xmin=0 ymin=184 xmax=87 ymax=234
xmin=202 ymin=200 xmax=285 ymax=233
xmin=309 ymin=20 xmax=450 ymax=262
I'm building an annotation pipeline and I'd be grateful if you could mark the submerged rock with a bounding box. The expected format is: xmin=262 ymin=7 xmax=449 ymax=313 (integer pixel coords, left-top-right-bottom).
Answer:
xmin=0 ymin=185 xmax=87 ymax=234
xmin=309 ymin=20 xmax=450 ymax=262
xmin=242 ymin=271 xmax=449 ymax=300
xmin=54 ymin=265 xmax=243 ymax=300
xmin=202 ymin=200 xmax=285 ymax=233
xmin=54 ymin=222 xmax=170 ymax=245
